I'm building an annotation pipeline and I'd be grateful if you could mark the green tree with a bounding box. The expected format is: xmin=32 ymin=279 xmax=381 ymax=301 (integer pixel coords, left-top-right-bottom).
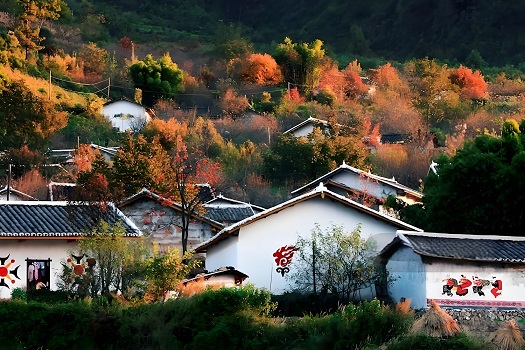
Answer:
xmin=111 ymin=134 xmax=174 ymax=196
xmin=273 ymin=37 xmax=326 ymax=94
xmin=404 ymin=58 xmax=462 ymax=128
xmin=289 ymin=223 xmax=389 ymax=303
xmin=263 ymin=118 xmax=366 ymax=188
xmin=78 ymin=220 xmax=145 ymax=299
xmin=129 ymin=53 xmax=184 ymax=106
xmin=15 ymin=0 xmax=62 ymax=59
xmin=0 ymin=80 xmax=67 ymax=149
xmin=403 ymin=119 xmax=525 ymax=235
xmin=143 ymin=248 xmax=200 ymax=301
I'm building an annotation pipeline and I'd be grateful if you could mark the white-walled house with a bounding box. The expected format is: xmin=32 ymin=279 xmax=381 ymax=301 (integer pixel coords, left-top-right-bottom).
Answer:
xmin=195 ymin=184 xmax=421 ymax=296
xmin=119 ymin=189 xmax=224 ymax=254
xmin=101 ymin=99 xmax=153 ymax=132
xmin=291 ymin=162 xmax=423 ymax=206
xmin=283 ymin=117 xmax=331 ymax=138
xmin=0 ymin=187 xmax=37 ymax=201
xmin=379 ymin=231 xmax=525 ymax=310
xmin=0 ymin=201 xmax=141 ymax=299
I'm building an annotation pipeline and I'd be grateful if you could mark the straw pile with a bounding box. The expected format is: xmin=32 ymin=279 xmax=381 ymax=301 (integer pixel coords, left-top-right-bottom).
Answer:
xmin=487 ymin=320 xmax=525 ymax=350
xmin=410 ymin=300 xmax=461 ymax=338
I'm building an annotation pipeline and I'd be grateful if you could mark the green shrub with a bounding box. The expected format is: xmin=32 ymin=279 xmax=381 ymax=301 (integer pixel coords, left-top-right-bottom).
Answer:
xmin=387 ymin=334 xmax=487 ymax=350
xmin=11 ymin=287 xmax=27 ymax=301
xmin=27 ymin=289 xmax=69 ymax=303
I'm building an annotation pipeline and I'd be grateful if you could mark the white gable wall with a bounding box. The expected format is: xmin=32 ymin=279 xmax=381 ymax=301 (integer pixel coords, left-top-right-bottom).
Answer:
xmin=385 ymin=246 xmax=427 ymax=309
xmin=205 ymin=236 xmax=238 ymax=270
xmin=102 ymin=101 xmax=150 ymax=132
xmin=0 ymin=240 xmax=79 ymax=299
xmin=0 ymin=193 xmax=28 ymax=201
xmin=207 ymin=196 xmax=403 ymax=295
xmin=292 ymin=124 xmax=315 ymax=138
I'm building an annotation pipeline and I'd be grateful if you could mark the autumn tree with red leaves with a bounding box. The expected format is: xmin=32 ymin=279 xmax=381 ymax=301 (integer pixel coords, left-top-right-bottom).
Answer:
xmin=241 ymin=53 xmax=283 ymax=85
xmin=167 ymin=135 xmax=222 ymax=253
xmin=449 ymin=65 xmax=487 ymax=99
xmin=342 ymin=68 xmax=368 ymax=99
xmin=219 ymin=89 xmax=249 ymax=120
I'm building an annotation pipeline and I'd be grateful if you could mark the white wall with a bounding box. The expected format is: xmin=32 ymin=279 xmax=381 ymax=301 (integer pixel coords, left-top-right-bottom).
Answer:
xmin=385 ymin=246 xmax=427 ymax=309
xmin=425 ymin=261 xmax=525 ymax=309
xmin=0 ymin=239 xmax=79 ymax=299
xmin=292 ymin=124 xmax=315 ymax=138
xmin=206 ymin=236 xmax=239 ymax=271
xmin=102 ymin=101 xmax=149 ymax=132
xmin=208 ymin=196 xmax=402 ymax=295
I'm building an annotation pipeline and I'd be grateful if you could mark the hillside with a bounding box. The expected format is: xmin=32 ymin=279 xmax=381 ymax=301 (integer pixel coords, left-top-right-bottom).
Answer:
xmin=62 ymin=0 xmax=525 ymax=67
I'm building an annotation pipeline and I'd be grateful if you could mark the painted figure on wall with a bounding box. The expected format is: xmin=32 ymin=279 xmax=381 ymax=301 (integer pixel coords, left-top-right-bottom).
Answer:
xmin=456 ymin=275 xmax=472 ymax=296
xmin=491 ymin=277 xmax=502 ymax=298
xmin=442 ymin=277 xmax=456 ymax=296
xmin=441 ymin=274 xmax=502 ymax=299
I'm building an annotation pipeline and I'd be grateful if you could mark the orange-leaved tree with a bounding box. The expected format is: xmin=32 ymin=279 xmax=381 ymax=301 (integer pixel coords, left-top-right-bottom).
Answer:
xmin=449 ymin=65 xmax=487 ymax=99
xmin=241 ymin=53 xmax=283 ymax=85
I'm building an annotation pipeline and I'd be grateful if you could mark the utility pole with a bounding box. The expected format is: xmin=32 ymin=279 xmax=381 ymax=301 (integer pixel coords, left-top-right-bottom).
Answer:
xmin=107 ymin=77 xmax=111 ymax=99
xmin=6 ymin=164 xmax=11 ymax=201
xmin=49 ymin=70 xmax=52 ymax=100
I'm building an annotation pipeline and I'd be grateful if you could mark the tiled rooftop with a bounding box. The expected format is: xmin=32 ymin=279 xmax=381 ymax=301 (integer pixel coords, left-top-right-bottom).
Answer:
xmin=0 ymin=202 xmax=141 ymax=237
xmin=204 ymin=206 xmax=256 ymax=224
xmin=401 ymin=233 xmax=525 ymax=263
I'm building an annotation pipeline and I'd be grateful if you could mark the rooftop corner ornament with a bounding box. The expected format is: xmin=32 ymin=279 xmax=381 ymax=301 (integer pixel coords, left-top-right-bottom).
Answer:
xmin=273 ymin=245 xmax=299 ymax=277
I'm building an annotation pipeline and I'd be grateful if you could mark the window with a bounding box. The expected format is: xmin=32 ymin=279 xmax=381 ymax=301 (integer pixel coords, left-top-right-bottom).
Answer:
xmin=26 ymin=259 xmax=51 ymax=290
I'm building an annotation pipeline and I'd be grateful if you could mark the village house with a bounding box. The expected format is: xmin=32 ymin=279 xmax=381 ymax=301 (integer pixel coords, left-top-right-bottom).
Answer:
xmin=379 ymin=231 xmax=525 ymax=309
xmin=118 ymin=188 xmax=224 ymax=254
xmin=101 ymin=98 xmax=154 ymax=133
xmin=195 ymin=183 xmax=421 ymax=296
xmin=291 ymin=161 xmax=423 ymax=207
xmin=0 ymin=186 xmax=37 ymax=201
xmin=0 ymin=201 xmax=141 ymax=299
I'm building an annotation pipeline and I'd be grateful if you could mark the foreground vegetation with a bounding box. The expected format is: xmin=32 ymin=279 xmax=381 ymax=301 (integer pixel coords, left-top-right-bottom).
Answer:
xmin=1 ymin=285 xmax=510 ymax=350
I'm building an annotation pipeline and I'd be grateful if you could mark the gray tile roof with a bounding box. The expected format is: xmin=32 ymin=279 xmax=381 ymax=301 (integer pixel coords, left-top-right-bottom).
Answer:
xmin=392 ymin=232 xmax=525 ymax=263
xmin=0 ymin=202 xmax=141 ymax=237
xmin=204 ymin=206 xmax=256 ymax=224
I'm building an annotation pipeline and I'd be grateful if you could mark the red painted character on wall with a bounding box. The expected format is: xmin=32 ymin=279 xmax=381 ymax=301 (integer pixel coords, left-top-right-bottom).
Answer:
xmin=273 ymin=245 xmax=299 ymax=277
xmin=491 ymin=277 xmax=502 ymax=298
xmin=456 ymin=275 xmax=472 ymax=296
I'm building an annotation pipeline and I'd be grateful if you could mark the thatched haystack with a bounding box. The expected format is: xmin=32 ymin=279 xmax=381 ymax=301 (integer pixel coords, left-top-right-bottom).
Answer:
xmin=487 ymin=320 xmax=525 ymax=350
xmin=410 ymin=300 xmax=461 ymax=338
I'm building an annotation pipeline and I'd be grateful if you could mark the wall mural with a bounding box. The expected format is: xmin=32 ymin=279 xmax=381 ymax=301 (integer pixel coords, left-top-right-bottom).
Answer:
xmin=273 ymin=245 xmax=299 ymax=277
xmin=442 ymin=275 xmax=502 ymax=298
xmin=66 ymin=254 xmax=96 ymax=276
xmin=0 ymin=254 xmax=20 ymax=289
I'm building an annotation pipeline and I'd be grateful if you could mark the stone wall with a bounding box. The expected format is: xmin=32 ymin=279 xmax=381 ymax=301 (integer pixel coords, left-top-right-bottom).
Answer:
xmin=442 ymin=308 xmax=525 ymax=339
